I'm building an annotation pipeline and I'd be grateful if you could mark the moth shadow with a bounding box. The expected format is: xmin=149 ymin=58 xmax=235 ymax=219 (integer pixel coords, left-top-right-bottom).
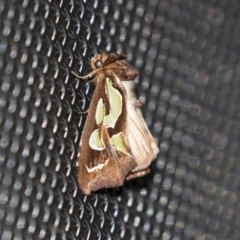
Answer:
xmin=124 ymin=173 xmax=154 ymax=192
xmin=90 ymin=171 xmax=155 ymax=197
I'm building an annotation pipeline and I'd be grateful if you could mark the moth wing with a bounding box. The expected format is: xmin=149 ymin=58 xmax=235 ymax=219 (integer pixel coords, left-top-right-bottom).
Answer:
xmin=127 ymin=106 xmax=159 ymax=170
xmin=121 ymin=80 xmax=159 ymax=178
xmin=78 ymin=73 xmax=136 ymax=195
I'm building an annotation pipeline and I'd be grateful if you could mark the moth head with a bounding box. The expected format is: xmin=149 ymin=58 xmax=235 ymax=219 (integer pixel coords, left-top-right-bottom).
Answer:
xmin=90 ymin=52 xmax=138 ymax=80
xmin=91 ymin=52 xmax=108 ymax=70
xmin=91 ymin=52 xmax=127 ymax=70
xmin=94 ymin=59 xmax=103 ymax=69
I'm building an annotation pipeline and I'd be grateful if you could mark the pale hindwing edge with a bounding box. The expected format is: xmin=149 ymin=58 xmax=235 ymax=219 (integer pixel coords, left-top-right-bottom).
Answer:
xmin=120 ymin=79 xmax=159 ymax=171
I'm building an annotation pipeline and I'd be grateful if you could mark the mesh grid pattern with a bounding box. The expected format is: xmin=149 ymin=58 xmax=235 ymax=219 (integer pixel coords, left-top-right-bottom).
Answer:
xmin=1 ymin=0 xmax=240 ymax=239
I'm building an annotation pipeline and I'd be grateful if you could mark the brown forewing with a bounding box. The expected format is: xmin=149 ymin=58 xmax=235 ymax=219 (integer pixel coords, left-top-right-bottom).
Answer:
xmin=78 ymin=69 xmax=137 ymax=195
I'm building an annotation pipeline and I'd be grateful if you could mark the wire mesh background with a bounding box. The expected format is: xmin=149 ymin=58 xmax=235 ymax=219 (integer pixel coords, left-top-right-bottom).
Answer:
xmin=1 ymin=0 xmax=240 ymax=239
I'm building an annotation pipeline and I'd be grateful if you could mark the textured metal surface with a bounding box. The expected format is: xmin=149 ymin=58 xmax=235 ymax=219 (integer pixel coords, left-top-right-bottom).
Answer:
xmin=1 ymin=0 xmax=240 ymax=239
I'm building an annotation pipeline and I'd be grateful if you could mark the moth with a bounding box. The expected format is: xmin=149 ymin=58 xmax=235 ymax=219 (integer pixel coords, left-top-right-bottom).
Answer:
xmin=72 ymin=52 xmax=159 ymax=195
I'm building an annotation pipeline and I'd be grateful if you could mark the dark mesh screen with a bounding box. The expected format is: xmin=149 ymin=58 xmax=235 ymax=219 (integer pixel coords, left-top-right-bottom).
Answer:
xmin=1 ymin=0 xmax=240 ymax=239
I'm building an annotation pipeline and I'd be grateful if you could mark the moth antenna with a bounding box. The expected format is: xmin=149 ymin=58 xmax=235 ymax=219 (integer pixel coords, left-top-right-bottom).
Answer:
xmin=71 ymin=68 xmax=102 ymax=79
xmin=71 ymin=71 xmax=92 ymax=79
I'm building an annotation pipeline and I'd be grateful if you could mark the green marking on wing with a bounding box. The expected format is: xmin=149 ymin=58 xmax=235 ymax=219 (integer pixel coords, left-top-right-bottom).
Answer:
xmin=95 ymin=98 xmax=105 ymax=125
xmin=103 ymin=78 xmax=122 ymax=128
xmin=89 ymin=78 xmax=123 ymax=151
xmin=89 ymin=129 xmax=105 ymax=150
xmin=110 ymin=132 xmax=127 ymax=153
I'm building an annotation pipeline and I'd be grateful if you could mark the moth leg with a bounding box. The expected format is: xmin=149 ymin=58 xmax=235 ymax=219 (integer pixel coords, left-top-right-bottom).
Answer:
xmin=125 ymin=168 xmax=150 ymax=180
xmin=135 ymin=100 xmax=144 ymax=108
xmin=100 ymin=125 xmax=118 ymax=158
xmin=77 ymin=109 xmax=89 ymax=114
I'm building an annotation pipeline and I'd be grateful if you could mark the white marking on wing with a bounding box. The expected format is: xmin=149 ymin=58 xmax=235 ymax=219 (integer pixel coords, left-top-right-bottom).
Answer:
xmin=86 ymin=159 xmax=109 ymax=173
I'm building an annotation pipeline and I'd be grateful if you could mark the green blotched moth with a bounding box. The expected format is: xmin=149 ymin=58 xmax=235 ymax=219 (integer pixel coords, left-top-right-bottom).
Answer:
xmin=72 ymin=53 xmax=159 ymax=195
